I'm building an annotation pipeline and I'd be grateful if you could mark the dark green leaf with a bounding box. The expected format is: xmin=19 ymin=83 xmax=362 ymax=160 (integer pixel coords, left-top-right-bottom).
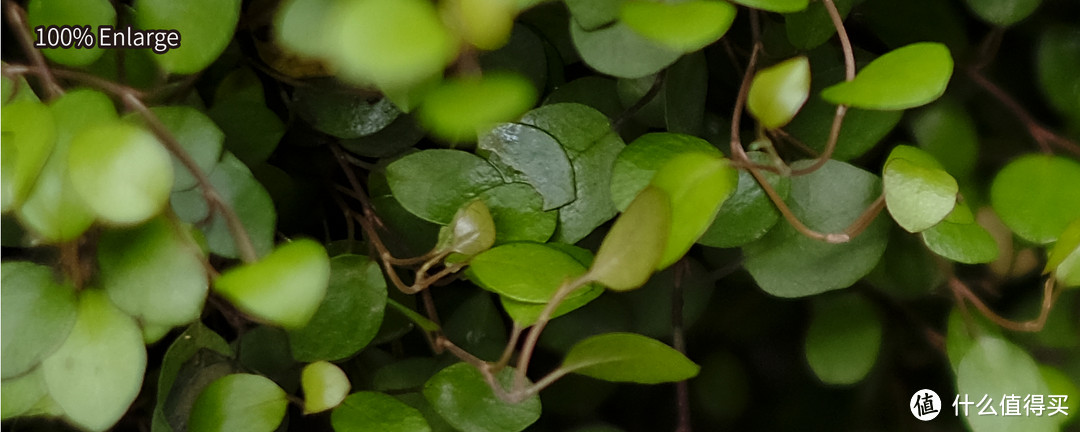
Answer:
xmin=208 ymin=97 xmax=285 ymax=166
xmin=560 ymin=332 xmax=699 ymax=383
xmin=570 ymin=20 xmax=681 ymax=79
xmin=386 ymin=150 xmax=504 ymax=224
xmin=804 ymin=294 xmax=882 ymax=385
xmin=477 ymin=183 xmax=557 ymax=243
xmin=187 ymin=374 xmax=287 ymax=432
xmin=142 ymin=107 xmax=224 ymax=191
xmin=990 ymin=154 xmax=1080 ymax=244
xmin=340 ymin=114 xmax=426 ymax=158
xmin=177 ymin=153 xmax=276 ymax=259
xmin=42 ymin=289 xmax=146 ymax=432
xmin=785 ymin=0 xmax=854 ymax=50
xmin=288 ymin=254 xmax=387 ymax=361
xmin=742 ymin=160 xmax=889 ymax=297
xmin=423 ymin=363 xmax=540 ymax=432
xmin=564 ymin=0 xmax=622 ymax=30
xmin=664 ymin=52 xmax=709 ymax=135
xmin=292 ymin=85 xmax=401 ymax=140
xmin=1 ymin=262 xmax=77 ymax=379
xmin=478 ymin=123 xmax=575 ymax=210
xmin=153 ymin=322 xmax=233 ymax=432
xmin=213 ymin=239 xmax=330 ymax=329
xmin=962 ymin=0 xmax=1041 ymax=26
xmin=470 ymin=242 xmax=590 ymax=302
xmin=1036 ymin=26 xmax=1080 ymax=124
xmin=907 ymin=98 xmax=978 ymax=181
xmin=332 ymin=391 xmax=431 ymax=432
xmin=699 ymin=152 xmax=790 ymax=248
xmin=135 ymin=0 xmax=241 ymax=74
xmin=821 ymin=43 xmax=953 ymax=110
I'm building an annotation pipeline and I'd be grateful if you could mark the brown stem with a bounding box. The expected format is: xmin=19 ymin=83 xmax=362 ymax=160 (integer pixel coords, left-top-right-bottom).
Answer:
xmin=4 ymin=0 xmax=63 ymax=99
xmin=672 ymin=261 xmax=691 ymax=432
xmin=948 ymin=277 xmax=1057 ymax=332
xmin=966 ymin=68 xmax=1080 ymax=157
xmin=494 ymin=322 xmax=524 ymax=372
xmin=514 ymin=274 xmax=592 ymax=391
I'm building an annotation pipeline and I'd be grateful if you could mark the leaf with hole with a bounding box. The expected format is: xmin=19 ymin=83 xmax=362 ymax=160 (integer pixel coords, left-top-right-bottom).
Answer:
xmin=560 ymin=332 xmax=699 ymax=383
xmin=213 ymin=238 xmax=330 ymax=329
xmin=821 ymin=43 xmax=953 ymax=110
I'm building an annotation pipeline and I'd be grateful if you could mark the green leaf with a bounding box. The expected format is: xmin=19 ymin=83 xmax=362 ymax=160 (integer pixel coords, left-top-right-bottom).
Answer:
xmin=341 ymin=114 xmax=426 ymax=158
xmin=1 ymin=368 xmax=50 ymax=420
xmin=143 ymin=107 xmax=224 ymax=191
xmin=570 ymin=20 xmax=682 ymax=79
xmin=153 ymin=322 xmax=233 ymax=432
xmin=443 ymin=292 xmax=509 ymax=361
xmin=747 ymin=56 xmax=811 ymax=129
xmin=589 ymin=186 xmax=671 ymax=291
xmin=727 ymin=0 xmax=808 ymax=13
xmin=325 ymin=0 xmax=457 ymax=91
xmin=804 ymin=294 xmax=882 ymax=385
xmin=478 ymin=123 xmax=575 ymax=210
xmin=479 ymin=25 xmax=549 ymax=93
xmin=883 ymin=145 xmax=958 ymax=232
xmin=956 ymin=336 xmax=1056 ymax=432
xmin=17 ymin=89 xmax=113 ymax=242
xmin=1 ymin=262 xmax=77 ymax=379
xmin=207 ymin=96 xmax=285 ymax=166
xmin=785 ymin=0 xmax=854 ymax=49
xmin=476 ymin=182 xmax=557 ymax=244
xmin=135 ymin=0 xmax=241 ymax=74
xmin=0 ymin=100 xmax=55 ymax=212
xmin=1036 ymin=26 xmax=1080 ymax=124
xmin=386 ymin=149 xmax=504 ymax=224
xmin=699 ymin=152 xmax=791 ymax=248
xmin=500 ymin=285 xmax=604 ymax=327
xmin=649 ymin=152 xmax=738 ymax=269
xmin=184 ymin=153 xmax=276 ymax=259
xmin=419 ymin=73 xmax=538 ymax=142
xmin=98 ymin=217 xmax=207 ymax=327
xmin=619 ymin=0 xmax=736 ymax=53
xmin=743 ymin=160 xmax=889 ymax=297
xmin=565 ymin=0 xmax=622 ymax=30
xmin=68 ymin=121 xmax=173 ymax=225
xmin=866 ymin=226 xmax=944 ymax=298
xmin=292 ymin=84 xmax=401 ymax=140
xmin=1045 ymin=218 xmax=1080 ymax=288
xmin=907 ymin=98 xmax=979 ymax=181
xmin=42 ymin=289 xmax=146 ymax=432
xmin=962 ymin=0 xmax=1042 ymax=27
xmin=664 ymin=52 xmax=709 ymax=135
xmin=288 ymin=254 xmax=387 ymax=362
xmin=470 ymin=242 xmax=590 ymax=302
xmin=187 ymin=374 xmax=287 ymax=432
xmin=332 ymin=391 xmax=431 ymax=432
xmin=438 ymin=200 xmax=496 ymax=256
xmin=274 ymin=0 xmax=333 ymax=58
xmin=519 ymin=103 xmax=625 ymax=243
xmin=301 ymin=361 xmax=350 ymax=414
xmin=610 ymin=132 xmax=722 ymax=211
xmin=213 ymin=239 xmax=331 ymax=329
xmin=990 ymin=154 xmax=1080 ymax=244
xmin=821 ymin=43 xmax=953 ymax=110
xmin=560 ymin=332 xmax=699 ymax=383
xmin=921 ymin=203 xmax=999 ymax=264
xmin=441 ymin=0 xmax=517 ymax=50
xmin=27 ymin=0 xmax=115 ymax=66
xmin=423 ymin=363 xmax=541 ymax=432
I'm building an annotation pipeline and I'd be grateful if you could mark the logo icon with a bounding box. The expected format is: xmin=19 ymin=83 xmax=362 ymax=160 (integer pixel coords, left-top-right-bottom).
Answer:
xmin=910 ymin=389 xmax=942 ymax=421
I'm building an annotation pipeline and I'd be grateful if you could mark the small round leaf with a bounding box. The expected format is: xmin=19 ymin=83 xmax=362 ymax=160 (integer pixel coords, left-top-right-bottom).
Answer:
xmin=962 ymin=0 xmax=1041 ymax=27
xmin=1 ymin=262 xmax=77 ymax=379
xmin=302 ymin=361 xmax=351 ymax=414
xmin=288 ymin=254 xmax=387 ymax=361
xmin=469 ymin=242 xmax=590 ymax=303
xmin=956 ymin=336 xmax=1056 ymax=432
xmin=821 ymin=43 xmax=953 ymax=110
xmin=648 ymin=152 xmax=738 ymax=269
xmin=419 ymin=73 xmax=537 ymax=142
xmin=747 ymin=56 xmax=811 ymax=129
xmin=135 ymin=0 xmax=241 ymax=74
xmin=213 ymin=239 xmax=331 ymax=329
xmin=187 ymin=374 xmax=287 ymax=432
xmin=28 ymin=0 xmax=115 ymax=66
xmin=423 ymin=363 xmax=540 ymax=432
xmin=386 ymin=150 xmax=505 ymax=224
xmin=921 ymin=203 xmax=999 ymax=264
xmin=804 ymin=294 xmax=882 ymax=385
xmin=570 ymin=20 xmax=682 ymax=79
xmin=990 ymin=154 xmax=1080 ymax=244
xmin=883 ymin=145 xmax=958 ymax=232
xmin=620 ymin=0 xmax=737 ymax=53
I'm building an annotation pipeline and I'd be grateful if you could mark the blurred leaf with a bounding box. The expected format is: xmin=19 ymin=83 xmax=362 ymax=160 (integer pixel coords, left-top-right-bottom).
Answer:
xmin=564 ymin=0 xmax=622 ymax=30
xmin=423 ymin=363 xmax=540 ymax=432
xmin=326 ymin=0 xmax=457 ymax=91
xmin=135 ymin=0 xmax=240 ymax=74
xmin=590 ymin=186 xmax=670 ymax=291
xmin=1045 ymin=218 xmax=1080 ymax=288
xmin=207 ymin=97 xmax=285 ymax=166
xmin=301 ymin=361 xmax=350 ymax=414
xmin=570 ymin=20 xmax=681 ymax=79
xmin=140 ymin=107 xmax=224 ymax=191
xmin=42 ymin=290 xmax=146 ymax=432
xmin=611 ymin=132 xmax=722 ymax=211
xmin=520 ymin=103 xmax=625 ymax=243
xmin=922 ymin=202 xmax=999 ymax=264
xmin=27 ymin=0 xmax=114 ymax=66
xmin=213 ymin=239 xmax=330 ymax=329
xmin=1 ymin=368 xmax=50 ymax=420
xmin=99 ymin=217 xmax=207 ymax=328
xmin=748 ymin=56 xmax=811 ymax=129
xmin=288 ymin=254 xmax=387 ymax=361
xmin=859 ymin=0 xmax=968 ymax=53
xmin=443 ymin=292 xmax=509 ymax=361
xmin=332 ymin=391 xmax=431 ymax=432
xmin=0 ymin=100 xmax=55 ymax=212
xmin=442 ymin=0 xmax=517 ymax=50
xmin=699 ymin=152 xmax=790 ymax=248
xmin=728 ymin=0 xmax=808 ymax=12
xmin=866 ymin=226 xmax=943 ymax=298
xmin=883 ymin=145 xmax=958 ymax=232
xmin=804 ymin=294 xmax=882 ymax=385
xmin=419 ymin=73 xmax=537 ymax=143
xmin=478 ymin=123 xmax=575 ymax=210
xmin=292 ymin=85 xmax=401 ymax=140
xmin=480 ymin=25 xmax=549 ymax=93
xmin=990 ymin=155 xmax=1080 ymax=244
xmin=561 ymin=332 xmax=699 ymax=383
xmin=822 ymin=43 xmax=952 ymax=110
xmin=274 ymin=0 xmax=333 ymax=58
xmin=1036 ymin=25 xmax=1080 ymax=125
xmin=962 ymin=0 xmax=1041 ymax=27
xmin=956 ymin=336 xmax=1056 ymax=432
xmin=743 ymin=160 xmax=889 ymax=297
xmin=785 ymin=0 xmax=853 ymax=50
xmin=620 ymin=0 xmax=736 ymax=53
xmin=649 ymin=152 xmax=737 ymax=268
xmin=908 ymin=98 xmax=978 ymax=181
xmin=1 ymin=262 xmax=77 ymax=379
xmin=187 ymin=374 xmax=287 ymax=432
xmin=470 ymin=242 xmax=590 ymax=302
xmin=386 ymin=149 xmax=504 ymax=224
